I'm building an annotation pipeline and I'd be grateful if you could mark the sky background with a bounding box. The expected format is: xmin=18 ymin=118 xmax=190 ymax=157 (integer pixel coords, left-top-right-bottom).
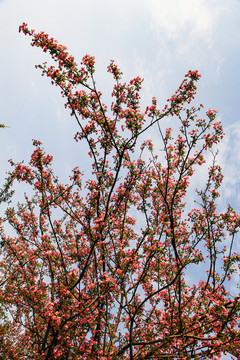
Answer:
xmin=0 ymin=0 xmax=240 ymax=189
xmin=0 ymin=1 xmax=240 ymax=357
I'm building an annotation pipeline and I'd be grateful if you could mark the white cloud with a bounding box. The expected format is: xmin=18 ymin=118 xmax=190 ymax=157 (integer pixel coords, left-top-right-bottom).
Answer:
xmin=148 ymin=0 xmax=230 ymax=42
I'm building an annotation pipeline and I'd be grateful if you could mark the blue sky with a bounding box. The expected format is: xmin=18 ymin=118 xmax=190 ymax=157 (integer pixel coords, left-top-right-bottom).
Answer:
xmin=0 ymin=0 xmax=240 ymax=189
xmin=1 ymin=0 xmax=240 ymax=281
xmin=0 ymin=1 xmax=240 ymax=358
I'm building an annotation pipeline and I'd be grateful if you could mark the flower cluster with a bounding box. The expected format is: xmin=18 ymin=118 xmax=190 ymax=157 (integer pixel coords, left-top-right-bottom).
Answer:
xmin=0 ymin=22 xmax=238 ymax=360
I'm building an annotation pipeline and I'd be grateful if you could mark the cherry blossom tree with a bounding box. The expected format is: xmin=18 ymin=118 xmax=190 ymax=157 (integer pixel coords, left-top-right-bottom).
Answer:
xmin=0 ymin=23 xmax=239 ymax=359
